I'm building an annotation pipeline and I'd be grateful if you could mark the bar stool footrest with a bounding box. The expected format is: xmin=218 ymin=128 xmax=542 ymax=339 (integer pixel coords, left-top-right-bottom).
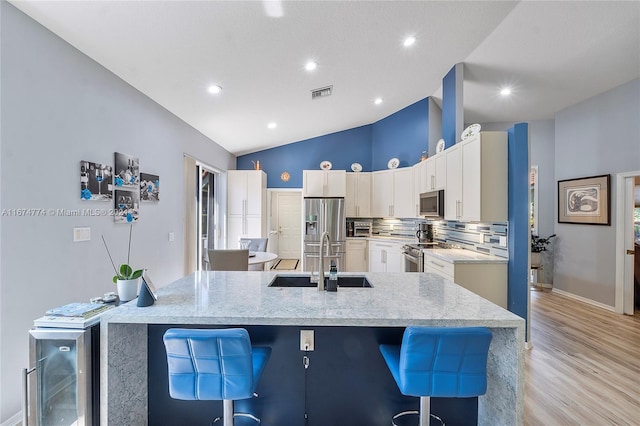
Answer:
xmin=391 ymin=410 xmax=445 ymax=426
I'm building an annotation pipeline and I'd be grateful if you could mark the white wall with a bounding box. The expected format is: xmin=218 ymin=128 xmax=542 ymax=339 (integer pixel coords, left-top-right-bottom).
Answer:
xmin=0 ymin=2 xmax=235 ymax=421
xmin=554 ymin=79 xmax=640 ymax=306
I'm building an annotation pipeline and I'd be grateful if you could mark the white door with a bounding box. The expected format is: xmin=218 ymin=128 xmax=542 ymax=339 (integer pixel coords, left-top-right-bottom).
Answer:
xmin=272 ymin=191 xmax=302 ymax=260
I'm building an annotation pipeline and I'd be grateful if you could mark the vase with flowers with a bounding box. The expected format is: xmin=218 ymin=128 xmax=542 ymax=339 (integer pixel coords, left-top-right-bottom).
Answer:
xmin=102 ymin=224 xmax=143 ymax=302
xmin=531 ymin=233 xmax=556 ymax=267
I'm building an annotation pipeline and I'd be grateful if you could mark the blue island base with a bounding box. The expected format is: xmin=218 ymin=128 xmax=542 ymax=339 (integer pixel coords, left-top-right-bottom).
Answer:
xmin=148 ymin=325 xmax=478 ymax=426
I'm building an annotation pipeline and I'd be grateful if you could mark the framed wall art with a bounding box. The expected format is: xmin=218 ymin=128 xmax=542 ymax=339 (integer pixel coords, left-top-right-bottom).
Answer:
xmin=140 ymin=172 xmax=160 ymax=202
xmin=558 ymin=174 xmax=610 ymax=225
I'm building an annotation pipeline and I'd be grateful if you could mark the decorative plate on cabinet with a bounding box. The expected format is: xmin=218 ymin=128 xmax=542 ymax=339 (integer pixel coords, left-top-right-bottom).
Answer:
xmin=387 ymin=158 xmax=400 ymax=169
xmin=436 ymin=138 xmax=445 ymax=153
xmin=320 ymin=160 xmax=332 ymax=170
xmin=351 ymin=162 xmax=362 ymax=172
xmin=461 ymin=123 xmax=481 ymax=141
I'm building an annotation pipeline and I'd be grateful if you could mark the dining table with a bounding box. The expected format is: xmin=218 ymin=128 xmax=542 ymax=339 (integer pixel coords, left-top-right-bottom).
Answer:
xmin=248 ymin=251 xmax=278 ymax=270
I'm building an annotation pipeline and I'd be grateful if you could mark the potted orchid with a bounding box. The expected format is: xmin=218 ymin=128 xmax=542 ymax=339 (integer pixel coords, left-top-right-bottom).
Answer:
xmin=102 ymin=224 xmax=143 ymax=302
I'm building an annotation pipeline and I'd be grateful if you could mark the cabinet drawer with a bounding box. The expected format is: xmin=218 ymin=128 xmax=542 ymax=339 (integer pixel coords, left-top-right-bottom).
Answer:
xmin=424 ymin=256 xmax=454 ymax=278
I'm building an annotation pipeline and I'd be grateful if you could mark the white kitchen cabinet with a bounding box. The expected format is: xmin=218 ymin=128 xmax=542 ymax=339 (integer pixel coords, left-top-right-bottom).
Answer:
xmin=345 ymin=172 xmax=371 ymax=218
xmin=445 ymin=132 xmax=507 ymax=222
xmin=368 ymin=240 xmax=403 ymax=272
xmin=392 ymin=168 xmax=414 ymax=219
xmin=426 ymin=154 xmax=446 ymax=191
xmin=345 ymin=239 xmax=368 ymax=272
xmin=423 ymin=252 xmax=507 ymax=308
xmin=227 ymin=170 xmax=267 ymax=248
xmin=303 ymin=170 xmax=346 ymax=197
xmin=372 ymin=168 xmax=415 ymax=218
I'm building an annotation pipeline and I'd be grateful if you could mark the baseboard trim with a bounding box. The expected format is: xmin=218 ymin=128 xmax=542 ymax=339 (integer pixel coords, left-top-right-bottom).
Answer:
xmin=551 ymin=288 xmax=615 ymax=312
xmin=1 ymin=411 xmax=21 ymax=426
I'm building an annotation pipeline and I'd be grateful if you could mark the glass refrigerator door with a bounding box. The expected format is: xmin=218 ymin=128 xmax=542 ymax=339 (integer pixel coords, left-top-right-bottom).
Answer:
xmin=29 ymin=329 xmax=91 ymax=426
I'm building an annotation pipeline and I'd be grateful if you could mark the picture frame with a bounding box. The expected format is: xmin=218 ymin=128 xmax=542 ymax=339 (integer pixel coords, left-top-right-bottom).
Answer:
xmin=558 ymin=174 xmax=610 ymax=225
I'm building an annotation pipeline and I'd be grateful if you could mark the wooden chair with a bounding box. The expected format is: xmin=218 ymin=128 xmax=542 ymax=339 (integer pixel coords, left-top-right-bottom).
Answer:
xmin=208 ymin=249 xmax=249 ymax=271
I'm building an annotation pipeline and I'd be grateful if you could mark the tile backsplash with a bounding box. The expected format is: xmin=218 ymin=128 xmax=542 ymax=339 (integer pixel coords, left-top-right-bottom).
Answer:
xmin=367 ymin=217 xmax=509 ymax=259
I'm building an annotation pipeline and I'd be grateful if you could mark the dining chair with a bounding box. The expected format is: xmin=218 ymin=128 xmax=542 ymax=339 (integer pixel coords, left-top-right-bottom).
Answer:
xmin=239 ymin=238 xmax=268 ymax=252
xmin=208 ymin=249 xmax=249 ymax=271
xmin=240 ymin=238 xmax=269 ymax=271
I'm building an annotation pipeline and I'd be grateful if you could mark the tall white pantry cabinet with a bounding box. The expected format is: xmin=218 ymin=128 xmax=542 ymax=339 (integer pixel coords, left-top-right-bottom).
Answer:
xmin=227 ymin=170 xmax=267 ymax=248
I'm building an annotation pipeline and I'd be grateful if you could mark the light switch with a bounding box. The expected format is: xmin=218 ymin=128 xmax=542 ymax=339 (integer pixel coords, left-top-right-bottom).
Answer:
xmin=73 ymin=227 xmax=91 ymax=242
xmin=168 ymin=232 xmax=175 ymax=242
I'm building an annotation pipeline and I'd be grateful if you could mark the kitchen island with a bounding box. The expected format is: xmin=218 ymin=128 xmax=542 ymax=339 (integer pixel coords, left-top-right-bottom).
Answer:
xmin=100 ymin=271 xmax=524 ymax=425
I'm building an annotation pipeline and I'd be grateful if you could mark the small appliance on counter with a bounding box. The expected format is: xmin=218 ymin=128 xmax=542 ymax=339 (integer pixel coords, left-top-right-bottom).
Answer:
xmin=416 ymin=222 xmax=434 ymax=243
xmin=353 ymin=221 xmax=372 ymax=237
xmin=402 ymin=223 xmax=438 ymax=272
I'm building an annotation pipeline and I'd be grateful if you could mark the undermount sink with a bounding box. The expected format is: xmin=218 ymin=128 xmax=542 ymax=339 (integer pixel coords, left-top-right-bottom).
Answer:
xmin=268 ymin=275 xmax=372 ymax=288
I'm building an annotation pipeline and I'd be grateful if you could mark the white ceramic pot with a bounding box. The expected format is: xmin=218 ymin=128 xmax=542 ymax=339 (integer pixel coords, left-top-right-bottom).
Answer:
xmin=116 ymin=278 xmax=140 ymax=302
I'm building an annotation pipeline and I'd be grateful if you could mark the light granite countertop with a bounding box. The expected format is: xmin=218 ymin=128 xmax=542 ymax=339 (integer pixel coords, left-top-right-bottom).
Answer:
xmin=102 ymin=271 xmax=520 ymax=327
xmin=101 ymin=271 xmax=525 ymax=426
xmin=423 ymin=248 xmax=508 ymax=264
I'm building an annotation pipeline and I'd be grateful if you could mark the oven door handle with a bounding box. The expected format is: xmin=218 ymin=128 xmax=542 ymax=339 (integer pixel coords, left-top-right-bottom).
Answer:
xmin=403 ymin=252 xmax=421 ymax=263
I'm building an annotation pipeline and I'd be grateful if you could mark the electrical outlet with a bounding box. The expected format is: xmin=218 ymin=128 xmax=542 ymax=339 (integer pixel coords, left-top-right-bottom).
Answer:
xmin=300 ymin=330 xmax=314 ymax=351
xmin=499 ymin=236 xmax=507 ymax=247
xmin=73 ymin=227 xmax=91 ymax=242
xmin=168 ymin=232 xmax=175 ymax=242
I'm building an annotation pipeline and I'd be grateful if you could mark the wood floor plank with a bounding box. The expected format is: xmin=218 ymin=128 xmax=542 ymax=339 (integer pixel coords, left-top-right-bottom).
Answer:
xmin=525 ymin=290 xmax=640 ymax=426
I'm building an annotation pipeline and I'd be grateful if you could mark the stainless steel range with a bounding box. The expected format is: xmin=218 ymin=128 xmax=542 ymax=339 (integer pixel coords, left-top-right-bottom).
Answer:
xmin=402 ymin=242 xmax=438 ymax=272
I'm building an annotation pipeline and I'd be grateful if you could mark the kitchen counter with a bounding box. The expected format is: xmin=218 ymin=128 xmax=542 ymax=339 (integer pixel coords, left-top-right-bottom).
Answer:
xmin=425 ymin=248 xmax=508 ymax=264
xmin=101 ymin=271 xmax=524 ymax=425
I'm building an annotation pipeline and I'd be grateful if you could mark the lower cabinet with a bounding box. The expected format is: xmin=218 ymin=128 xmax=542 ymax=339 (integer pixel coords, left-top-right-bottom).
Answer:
xmin=346 ymin=239 xmax=368 ymax=272
xmin=423 ymin=253 xmax=507 ymax=308
xmin=368 ymin=240 xmax=403 ymax=273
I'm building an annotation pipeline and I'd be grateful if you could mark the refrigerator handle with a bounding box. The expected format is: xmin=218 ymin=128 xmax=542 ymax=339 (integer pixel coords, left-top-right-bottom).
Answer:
xmin=22 ymin=367 xmax=35 ymax=426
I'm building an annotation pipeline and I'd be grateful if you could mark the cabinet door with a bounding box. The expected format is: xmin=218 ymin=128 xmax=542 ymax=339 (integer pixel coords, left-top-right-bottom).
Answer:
xmin=461 ymin=136 xmax=482 ymax=221
xmin=434 ymin=155 xmax=446 ymax=190
xmin=356 ymin=173 xmax=372 ymax=217
xmin=345 ymin=174 xmax=357 ymax=217
xmin=245 ymin=215 xmax=264 ymax=239
xmin=372 ymin=171 xmax=393 ymax=217
xmin=303 ymin=170 xmax=325 ymax=197
xmin=346 ymin=240 xmax=368 ymax=272
xmin=245 ymin=171 xmax=265 ymax=216
xmin=227 ymin=215 xmax=244 ymax=248
xmin=227 ymin=172 xmax=247 ymax=216
xmin=445 ymin=145 xmax=462 ymax=220
xmin=368 ymin=244 xmax=386 ymax=272
xmin=385 ymin=243 xmax=404 ymax=272
xmin=393 ymin=168 xmax=414 ymax=218
xmin=325 ymin=171 xmax=346 ymax=197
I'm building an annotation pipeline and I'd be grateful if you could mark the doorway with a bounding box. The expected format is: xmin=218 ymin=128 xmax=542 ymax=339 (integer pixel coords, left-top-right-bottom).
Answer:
xmin=615 ymin=171 xmax=640 ymax=315
xmin=269 ymin=190 xmax=302 ymax=266
xmin=183 ymin=155 xmax=220 ymax=274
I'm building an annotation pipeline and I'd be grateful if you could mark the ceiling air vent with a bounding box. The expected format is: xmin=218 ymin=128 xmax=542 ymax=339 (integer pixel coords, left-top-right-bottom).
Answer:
xmin=311 ymin=85 xmax=333 ymax=99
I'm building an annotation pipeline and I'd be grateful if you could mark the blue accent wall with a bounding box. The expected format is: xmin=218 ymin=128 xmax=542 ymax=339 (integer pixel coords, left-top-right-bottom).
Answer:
xmin=237 ymin=125 xmax=372 ymax=188
xmin=371 ymin=98 xmax=429 ymax=170
xmin=442 ymin=64 xmax=459 ymax=149
xmin=507 ymin=123 xmax=529 ymax=330
xmin=237 ymin=98 xmax=431 ymax=186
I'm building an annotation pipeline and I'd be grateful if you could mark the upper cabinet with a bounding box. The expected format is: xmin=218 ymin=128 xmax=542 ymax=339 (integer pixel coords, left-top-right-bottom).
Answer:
xmin=303 ymin=170 xmax=346 ymax=197
xmin=372 ymin=168 xmax=414 ymax=218
xmin=445 ymin=132 xmax=508 ymax=222
xmin=345 ymin=172 xmax=371 ymax=217
xmin=227 ymin=170 xmax=267 ymax=247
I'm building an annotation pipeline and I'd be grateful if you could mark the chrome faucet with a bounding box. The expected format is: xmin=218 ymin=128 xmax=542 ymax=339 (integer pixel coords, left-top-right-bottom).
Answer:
xmin=318 ymin=231 xmax=330 ymax=291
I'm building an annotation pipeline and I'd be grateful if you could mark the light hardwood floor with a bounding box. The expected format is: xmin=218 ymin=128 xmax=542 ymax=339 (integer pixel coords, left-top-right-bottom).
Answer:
xmin=525 ymin=290 xmax=640 ymax=426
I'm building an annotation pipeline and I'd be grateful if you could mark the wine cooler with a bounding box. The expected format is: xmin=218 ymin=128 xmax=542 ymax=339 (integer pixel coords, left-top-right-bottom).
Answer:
xmin=23 ymin=323 xmax=100 ymax=426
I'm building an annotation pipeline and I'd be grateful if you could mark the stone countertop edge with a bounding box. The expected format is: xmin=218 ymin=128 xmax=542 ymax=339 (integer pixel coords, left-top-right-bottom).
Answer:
xmin=101 ymin=271 xmax=523 ymax=330
xmin=424 ymin=248 xmax=508 ymax=264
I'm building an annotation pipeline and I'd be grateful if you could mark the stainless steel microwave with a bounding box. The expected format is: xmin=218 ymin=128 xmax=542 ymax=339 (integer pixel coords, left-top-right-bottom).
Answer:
xmin=419 ymin=190 xmax=444 ymax=218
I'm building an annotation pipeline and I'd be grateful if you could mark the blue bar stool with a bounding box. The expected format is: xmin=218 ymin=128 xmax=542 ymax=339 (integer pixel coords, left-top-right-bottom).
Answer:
xmin=163 ymin=328 xmax=272 ymax=426
xmin=379 ymin=327 xmax=492 ymax=426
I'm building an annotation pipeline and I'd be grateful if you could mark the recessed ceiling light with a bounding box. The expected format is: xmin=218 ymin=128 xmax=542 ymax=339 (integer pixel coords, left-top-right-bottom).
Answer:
xmin=207 ymin=85 xmax=222 ymax=94
xmin=305 ymin=61 xmax=318 ymax=71
xmin=403 ymin=36 xmax=416 ymax=47
xmin=267 ymin=122 xmax=277 ymax=129
xmin=500 ymin=87 xmax=512 ymax=96
xmin=374 ymin=98 xmax=383 ymax=105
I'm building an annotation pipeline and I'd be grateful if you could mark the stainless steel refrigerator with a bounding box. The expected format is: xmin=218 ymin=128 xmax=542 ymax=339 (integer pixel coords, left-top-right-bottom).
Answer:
xmin=303 ymin=197 xmax=346 ymax=273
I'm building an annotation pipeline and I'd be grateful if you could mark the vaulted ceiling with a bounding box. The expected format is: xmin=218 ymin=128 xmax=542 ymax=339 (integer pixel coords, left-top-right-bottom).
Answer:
xmin=9 ymin=1 xmax=639 ymax=155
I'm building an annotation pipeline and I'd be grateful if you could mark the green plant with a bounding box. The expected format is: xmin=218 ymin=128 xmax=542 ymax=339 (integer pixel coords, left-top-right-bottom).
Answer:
xmin=101 ymin=224 xmax=143 ymax=283
xmin=531 ymin=233 xmax=556 ymax=253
